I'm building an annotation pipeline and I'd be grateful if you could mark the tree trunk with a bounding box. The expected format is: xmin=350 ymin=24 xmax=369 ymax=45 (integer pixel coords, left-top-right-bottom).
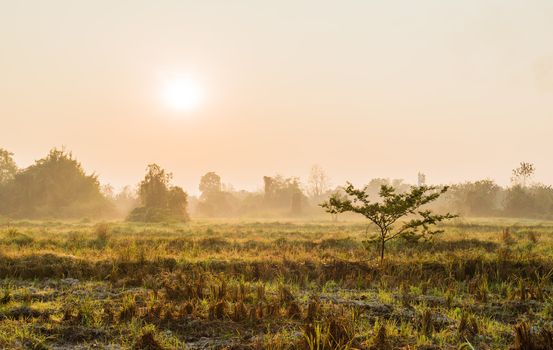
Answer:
xmin=380 ymin=238 xmax=385 ymax=266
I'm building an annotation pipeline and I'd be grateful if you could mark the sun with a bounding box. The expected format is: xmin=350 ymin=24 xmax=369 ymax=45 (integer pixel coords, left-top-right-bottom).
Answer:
xmin=161 ymin=77 xmax=204 ymax=112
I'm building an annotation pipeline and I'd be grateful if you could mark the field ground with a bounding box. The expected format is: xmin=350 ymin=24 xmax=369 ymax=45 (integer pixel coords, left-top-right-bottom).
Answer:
xmin=1 ymin=217 xmax=553 ymax=349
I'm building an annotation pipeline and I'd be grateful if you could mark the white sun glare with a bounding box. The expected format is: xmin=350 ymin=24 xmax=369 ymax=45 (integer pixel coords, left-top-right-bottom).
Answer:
xmin=161 ymin=77 xmax=204 ymax=112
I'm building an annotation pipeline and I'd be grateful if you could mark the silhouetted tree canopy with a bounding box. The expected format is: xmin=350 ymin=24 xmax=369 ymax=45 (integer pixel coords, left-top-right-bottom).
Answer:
xmin=0 ymin=148 xmax=110 ymax=218
xmin=127 ymin=164 xmax=189 ymax=222
xmin=1 ymin=150 xmax=552 ymax=221
xmin=321 ymin=182 xmax=455 ymax=264
xmin=199 ymin=172 xmax=222 ymax=195
xmin=139 ymin=164 xmax=171 ymax=208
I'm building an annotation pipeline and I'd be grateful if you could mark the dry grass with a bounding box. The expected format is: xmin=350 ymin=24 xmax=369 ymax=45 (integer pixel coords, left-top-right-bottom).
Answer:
xmin=1 ymin=218 xmax=553 ymax=349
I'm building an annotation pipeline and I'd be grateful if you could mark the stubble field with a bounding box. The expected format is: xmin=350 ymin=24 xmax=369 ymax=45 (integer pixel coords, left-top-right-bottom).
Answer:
xmin=1 ymin=218 xmax=553 ymax=349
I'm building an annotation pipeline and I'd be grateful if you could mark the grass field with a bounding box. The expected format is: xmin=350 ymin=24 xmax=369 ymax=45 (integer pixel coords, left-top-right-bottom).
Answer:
xmin=1 ymin=218 xmax=553 ymax=349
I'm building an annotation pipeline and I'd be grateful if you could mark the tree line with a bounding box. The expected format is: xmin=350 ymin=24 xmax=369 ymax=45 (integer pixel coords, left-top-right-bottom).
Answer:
xmin=0 ymin=148 xmax=551 ymax=221
xmin=433 ymin=162 xmax=553 ymax=219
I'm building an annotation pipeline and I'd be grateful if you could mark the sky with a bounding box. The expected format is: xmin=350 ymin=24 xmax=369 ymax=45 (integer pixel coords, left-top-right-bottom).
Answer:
xmin=1 ymin=0 xmax=552 ymax=194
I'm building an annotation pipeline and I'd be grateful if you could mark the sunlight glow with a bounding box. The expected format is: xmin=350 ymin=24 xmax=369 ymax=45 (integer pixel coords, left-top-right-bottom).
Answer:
xmin=161 ymin=77 xmax=204 ymax=112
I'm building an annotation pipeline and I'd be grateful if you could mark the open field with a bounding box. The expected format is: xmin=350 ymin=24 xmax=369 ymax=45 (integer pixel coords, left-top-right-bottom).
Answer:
xmin=1 ymin=218 xmax=553 ymax=349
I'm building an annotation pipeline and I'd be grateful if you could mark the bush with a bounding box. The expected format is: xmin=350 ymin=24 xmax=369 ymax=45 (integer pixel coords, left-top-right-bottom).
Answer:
xmin=126 ymin=164 xmax=189 ymax=223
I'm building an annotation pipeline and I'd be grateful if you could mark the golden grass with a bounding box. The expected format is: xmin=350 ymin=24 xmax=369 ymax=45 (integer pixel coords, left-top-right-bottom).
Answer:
xmin=0 ymin=218 xmax=553 ymax=349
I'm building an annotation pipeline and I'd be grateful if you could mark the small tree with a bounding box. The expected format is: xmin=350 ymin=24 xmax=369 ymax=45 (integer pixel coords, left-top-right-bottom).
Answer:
xmin=511 ymin=162 xmax=535 ymax=188
xmin=321 ymin=182 xmax=455 ymax=265
xmin=308 ymin=164 xmax=330 ymax=198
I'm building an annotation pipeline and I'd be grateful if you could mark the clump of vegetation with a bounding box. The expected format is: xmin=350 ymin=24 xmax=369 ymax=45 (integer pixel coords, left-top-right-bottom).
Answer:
xmin=303 ymin=308 xmax=357 ymax=349
xmin=0 ymin=148 xmax=111 ymax=219
xmin=510 ymin=322 xmax=553 ymax=350
xmin=127 ymin=164 xmax=189 ymax=223
xmin=458 ymin=312 xmax=479 ymax=340
xmin=132 ymin=324 xmax=167 ymax=350
xmin=370 ymin=323 xmax=390 ymax=350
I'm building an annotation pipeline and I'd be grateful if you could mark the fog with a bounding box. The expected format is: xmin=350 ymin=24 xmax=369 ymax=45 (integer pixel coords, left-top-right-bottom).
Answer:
xmin=1 ymin=1 xmax=553 ymax=193
xmin=0 ymin=148 xmax=550 ymax=221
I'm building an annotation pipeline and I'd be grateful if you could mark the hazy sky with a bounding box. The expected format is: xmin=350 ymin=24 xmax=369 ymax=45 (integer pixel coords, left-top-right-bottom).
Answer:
xmin=1 ymin=1 xmax=552 ymax=194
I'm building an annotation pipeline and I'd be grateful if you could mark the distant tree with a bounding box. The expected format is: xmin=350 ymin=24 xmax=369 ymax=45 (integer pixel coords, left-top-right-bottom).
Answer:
xmin=530 ymin=184 xmax=553 ymax=218
xmin=0 ymin=148 xmax=18 ymax=185
xmin=263 ymin=175 xmax=307 ymax=213
xmin=449 ymin=180 xmax=501 ymax=216
xmin=0 ymin=148 xmax=110 ymax=218
xmin=197 ymin=172 xmax=234 ymax=217
xmin=128 ymin=164 xmax=189 ymax=222
xmin=512 ymin=162 xmax=535 ymax=188
xmin=167 ymin=186 xmax=190 ymax=221
xmin=504 ymin=185 xmax=535 ymax=218
xmin=321 ymin=182 xmax=455 ymax=265
xmin=139 ymin=164 xmax=172 ymax=208
xmin=307 ymin=165 xmax=330 ymax=198
xmin=263 ymin=176 xmax=276 ymax=201
xmin=199 ymin=172 xmax=222 ymax=196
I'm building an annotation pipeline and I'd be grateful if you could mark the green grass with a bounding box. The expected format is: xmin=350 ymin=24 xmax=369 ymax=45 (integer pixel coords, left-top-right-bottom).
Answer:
xmin=0 ymin=218 xmax=553 ymax=349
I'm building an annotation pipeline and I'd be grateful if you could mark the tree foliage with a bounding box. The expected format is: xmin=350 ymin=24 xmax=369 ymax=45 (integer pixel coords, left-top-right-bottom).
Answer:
xmin=321 ymin=182 xmax=455 ymax=264
xmin=0 ymin=148 xmax=110 ymax=218
xmin=512 ymin=162 xmax=535 ymax=187
xmin=0 ymin=148 xmax=18 ymax=185
xmin=138 ymin=164 xmax=172 ymax=208
xmin=127 ymin=164 xmax=189 ymax=222
xmin=263 ymin=175 xmax=306 ymax=214
xmin=197 ymin=172 xmax=235 ymax=217
xmin=199 ymin=172 xmax=222 ymax=195
xmin=448 ymin=180 xmax=501 ymax=216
